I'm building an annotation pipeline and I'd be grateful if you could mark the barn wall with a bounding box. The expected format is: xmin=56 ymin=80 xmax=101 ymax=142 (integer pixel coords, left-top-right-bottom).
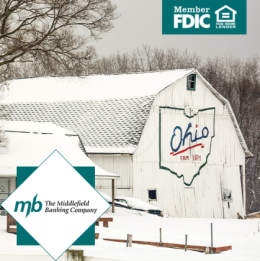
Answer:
xmin=10 ymin=177 xmax=16 ymax=193
xmin=89 ymin=155 xmax=133 ymax=198
xmin=133 ymin=75 xmax=245 ymax=218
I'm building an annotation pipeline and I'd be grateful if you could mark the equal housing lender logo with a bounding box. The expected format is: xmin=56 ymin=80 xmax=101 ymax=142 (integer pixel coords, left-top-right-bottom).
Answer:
xmin=162 ymin=0 xmax=247 ymax=34
xmin=1 ymin=151 xmax=110 ymax=261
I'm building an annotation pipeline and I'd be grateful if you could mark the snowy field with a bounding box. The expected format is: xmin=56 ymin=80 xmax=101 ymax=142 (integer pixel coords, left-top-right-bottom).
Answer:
xmin=0 ymin=208 xmax=260 ymax=261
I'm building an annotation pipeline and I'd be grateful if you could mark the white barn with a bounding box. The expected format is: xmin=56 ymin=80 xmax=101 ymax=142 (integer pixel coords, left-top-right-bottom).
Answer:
xmin=2 ymin=69 xmax=253 ymax=218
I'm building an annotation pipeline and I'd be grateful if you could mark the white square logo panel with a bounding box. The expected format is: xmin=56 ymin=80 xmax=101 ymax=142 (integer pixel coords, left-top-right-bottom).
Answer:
xmin=2 ymin=151 xmax=110 ymax=260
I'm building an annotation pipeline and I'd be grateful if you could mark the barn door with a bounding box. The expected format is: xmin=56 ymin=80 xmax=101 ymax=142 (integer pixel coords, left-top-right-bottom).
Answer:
xmin=184 ymin=188 xmax=197 ymax=218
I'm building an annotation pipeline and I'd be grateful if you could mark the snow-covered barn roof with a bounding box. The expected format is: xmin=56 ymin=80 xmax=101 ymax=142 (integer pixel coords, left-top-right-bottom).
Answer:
xmin=0 ymin=123 xmax=120 ymax=179
xmin=4 ymin=121 xmax=75 ymax=135
xmin=2 ymin=69 xmax=252 ymax=157
xmin=4 ymin=70 xmax=192 ymax=102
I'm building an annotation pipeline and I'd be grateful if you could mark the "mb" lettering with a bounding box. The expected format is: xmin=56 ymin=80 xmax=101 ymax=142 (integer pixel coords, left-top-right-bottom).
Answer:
xmin=14 ymin=194 xmax=42 ymax=218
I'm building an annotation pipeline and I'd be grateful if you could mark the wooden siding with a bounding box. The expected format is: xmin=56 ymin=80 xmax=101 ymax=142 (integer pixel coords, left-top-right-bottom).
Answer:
xmin=133 ymin=76 xmax=245 ymax=218
xmin=89 ymin=155 xmax=133 ymax=197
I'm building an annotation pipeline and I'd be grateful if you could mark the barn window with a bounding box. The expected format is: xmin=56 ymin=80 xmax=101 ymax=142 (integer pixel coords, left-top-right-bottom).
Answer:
xmin=222 ymin=189 xmax=232 ymax=201
xmin=187 ymin=74 xmax=196 ymax=91
xmin=148 ymin=189 xmax=157 ymax=201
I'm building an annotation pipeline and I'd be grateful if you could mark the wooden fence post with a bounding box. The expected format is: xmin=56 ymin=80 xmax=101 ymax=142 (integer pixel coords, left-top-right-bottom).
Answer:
xmin=7 ymin=213 xmax=10 ymax=233
xmin=211 ymin=223 xmax=214 ymax=254
xmin=128 ymin=234 xmax=132 ymax=247
xmin=112 ymin=179 xmax=115 ymax=213
xmin=160 ymin=228 xmax=162 ymax=246
xmin=185 ymin=235 xmax=187 ymax=252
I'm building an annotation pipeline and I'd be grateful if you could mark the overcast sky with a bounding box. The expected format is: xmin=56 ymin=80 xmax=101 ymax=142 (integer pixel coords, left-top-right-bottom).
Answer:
xmin=88 ymin=0 xmax=260 ymax=59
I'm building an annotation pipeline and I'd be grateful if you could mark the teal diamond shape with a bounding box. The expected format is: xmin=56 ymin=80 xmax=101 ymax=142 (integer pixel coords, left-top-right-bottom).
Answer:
xmin=16 ymin=166 xmax=95 ymax=246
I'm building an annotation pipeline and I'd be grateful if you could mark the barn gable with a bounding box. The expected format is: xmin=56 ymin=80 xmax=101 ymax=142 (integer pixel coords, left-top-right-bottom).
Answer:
xmin=131 ymin=71 xmax=250 ymax=218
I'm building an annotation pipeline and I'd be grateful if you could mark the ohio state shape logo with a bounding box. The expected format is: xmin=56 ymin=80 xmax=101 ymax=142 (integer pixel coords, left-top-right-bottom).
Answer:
xmin=159 ymin=107 xmax=215 ymax=186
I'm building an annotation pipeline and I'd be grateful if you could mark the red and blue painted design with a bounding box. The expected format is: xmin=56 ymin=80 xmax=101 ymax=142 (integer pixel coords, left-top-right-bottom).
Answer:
xmin=170 ymin=123 xmax=208 ymax=157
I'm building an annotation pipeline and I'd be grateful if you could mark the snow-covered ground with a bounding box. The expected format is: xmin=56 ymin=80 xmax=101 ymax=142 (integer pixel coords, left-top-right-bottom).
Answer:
xmin=0 ymin=207 xmax=260 ymax=261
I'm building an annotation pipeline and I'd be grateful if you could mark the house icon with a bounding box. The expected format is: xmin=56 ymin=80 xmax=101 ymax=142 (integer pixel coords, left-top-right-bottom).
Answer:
xmin=215 ymin=5 xmax=237 ymax=22
xmin=0 ymin=185 xmax=6 ymax=192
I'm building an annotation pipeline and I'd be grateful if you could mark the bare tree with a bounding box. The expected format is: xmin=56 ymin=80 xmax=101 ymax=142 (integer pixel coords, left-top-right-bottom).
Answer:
xmin=0 ymin=0 xmax=118 ymax=76
xmin=94 ymin=45 xmax=201 ymax=74
xmin=201 ymin=55 xmax=260 ymax=214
